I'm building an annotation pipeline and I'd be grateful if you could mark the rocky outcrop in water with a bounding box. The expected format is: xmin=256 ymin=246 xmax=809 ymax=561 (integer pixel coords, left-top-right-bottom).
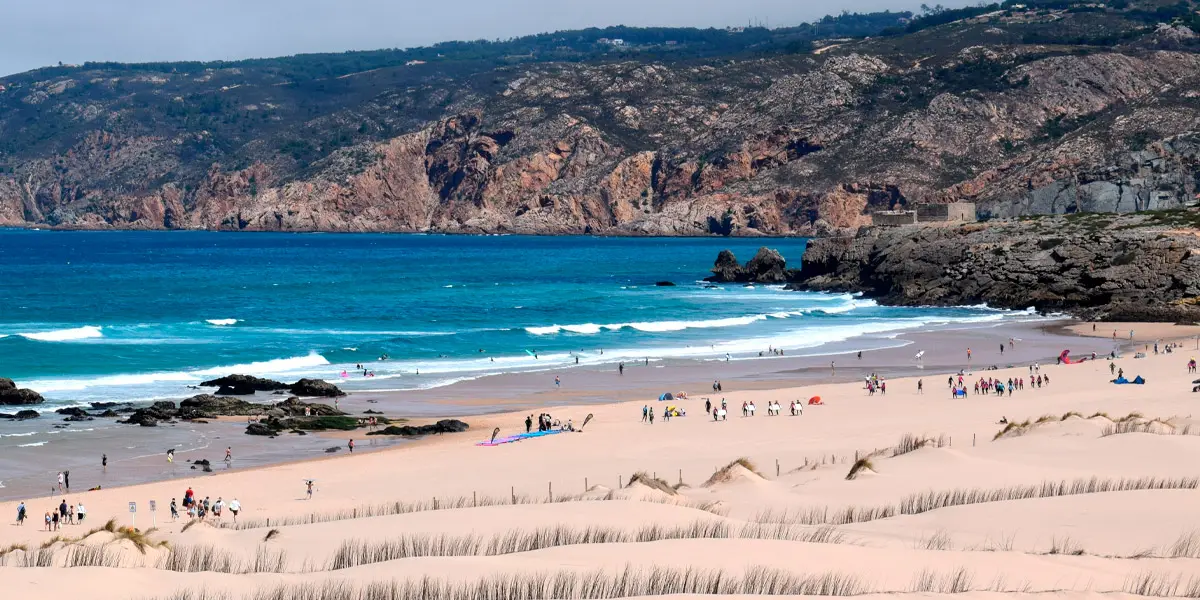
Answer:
xmin=706 ymin=247 xmax=788 ymax=283
xmin=289 ymin=379 xmax=345 ymax=397
xmin=785 ymin=212 xmax=1200 ymax=322
xmin=0 ymin=378 xmax=44 ymax=405
xmin=199 ymin=375 xmax=289 ymax=395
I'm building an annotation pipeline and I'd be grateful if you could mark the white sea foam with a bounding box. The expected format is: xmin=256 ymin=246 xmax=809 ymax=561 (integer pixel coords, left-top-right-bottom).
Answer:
xmin=25 ymin=352 xmax=330 ymax=394
xmin=526 ymin=314 xmax=770 ymax=335
xmin=193 ymin=352 xmax=330 ymax=377
xmin=17 ymin=441 xmax=47 ymax=448
xmin=15 ymin=325 xmax=103 ymax=342
xmin=205 ymin=319 xmax=240 ymax=326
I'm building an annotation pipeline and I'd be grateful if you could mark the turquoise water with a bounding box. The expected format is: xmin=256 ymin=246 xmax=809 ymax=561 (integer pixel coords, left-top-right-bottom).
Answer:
xmin=0 ymin=230 xmax=1029 ymax=406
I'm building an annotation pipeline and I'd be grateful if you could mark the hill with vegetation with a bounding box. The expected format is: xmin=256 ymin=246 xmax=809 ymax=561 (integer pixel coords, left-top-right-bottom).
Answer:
xmin=3 ymin=1 xmax=1200 ymax=234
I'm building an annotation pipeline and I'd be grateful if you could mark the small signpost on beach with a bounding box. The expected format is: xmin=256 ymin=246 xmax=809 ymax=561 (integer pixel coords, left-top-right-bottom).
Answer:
xmin=149 ymin=500 xmax=157 ymax=527
xmin=128 ymin=502 xmax=137 ymax=528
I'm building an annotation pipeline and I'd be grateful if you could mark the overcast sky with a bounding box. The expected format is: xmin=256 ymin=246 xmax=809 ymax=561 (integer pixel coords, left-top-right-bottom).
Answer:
xmin=2 ymin=0 xmax=965 ymax=77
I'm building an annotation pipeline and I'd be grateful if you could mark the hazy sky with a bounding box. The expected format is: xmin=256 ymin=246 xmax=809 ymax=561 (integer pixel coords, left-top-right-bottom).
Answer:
xmin=2 ymin=0 xmax=960 ymax=77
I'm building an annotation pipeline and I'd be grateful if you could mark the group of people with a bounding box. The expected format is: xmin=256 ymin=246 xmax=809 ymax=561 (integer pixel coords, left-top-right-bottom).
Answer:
xmin=176 ymin=486 xmax=241 ymax=523
xmin=711 ymin=380 xmax=724 ymax=392
xmin=864 ymin=373 xmax=887 ymax=396
xmin=527 ymin=413 xmax=568 ymax=432
xmin=15 ymin=499 xmax=86 ymax=530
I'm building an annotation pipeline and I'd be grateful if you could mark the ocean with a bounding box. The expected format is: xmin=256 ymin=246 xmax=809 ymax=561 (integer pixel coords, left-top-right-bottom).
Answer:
xmin=0 ymin=230 xmax=1036 ymax=408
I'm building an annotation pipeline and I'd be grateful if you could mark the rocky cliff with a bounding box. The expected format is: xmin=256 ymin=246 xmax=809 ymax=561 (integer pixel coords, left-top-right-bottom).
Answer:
xmin=4 ymin=4 xmax=1200 ymax=234
xmin=786 ymin=211 xmax=1200 ymax=322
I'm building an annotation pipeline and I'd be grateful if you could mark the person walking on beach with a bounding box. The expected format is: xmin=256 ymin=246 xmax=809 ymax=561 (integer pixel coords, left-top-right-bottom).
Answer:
xmin=170 ymin=499 xmax=178 ymax=521
xmin=554 ymin=376 xmax=561 ymax=389
xmin=225 ymin=447 xmax=232 ymax=465
xmin=917 ymin=379 xmax=923 ymax=394
xmin=101 ymin=454 xmax=107 ymax=471
xmin=16 ymin=502 xmax=25 ymax=526
xmin=306 ymin=480 xmax=314 ymax=499
xmin=348 ymin=439 xmax=355 ymax=453
xmin=642 ymin=405 xmax=648 ymax=422
xmin=57 ymin=472 xmax=65 ymax=494
xmin=228 ymin=498 xmax=240 ymax=523
xmin=648 ymin=408 xmax=654 ymax=425
xmin=1110 ymin=362 xmax=1116 ymax=375
xmin=525 ymin=415 xmax=533 ymax=433
xmin=619 ymin=363 xmax=624 ymax=376
xmin=59 ymin=499 xmax=67 ymax=525
xmin=999 ymin=343 xmax=1004 ymax=355
xmin=705 ymin=398 xmax=712 ymax=414
xmin=45 ymin=511 xmax=52 ymax=531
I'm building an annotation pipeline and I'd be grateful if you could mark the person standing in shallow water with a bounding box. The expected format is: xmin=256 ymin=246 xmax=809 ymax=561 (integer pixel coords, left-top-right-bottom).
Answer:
xmin=101 ymin=454 xmax=107 ymax=472
xmin=348 ymin=439 xmax=355 ymax=453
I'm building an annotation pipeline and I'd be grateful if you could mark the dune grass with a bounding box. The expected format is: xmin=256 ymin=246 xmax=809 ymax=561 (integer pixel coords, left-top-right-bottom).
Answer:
xmin=1121 ymin=572 xmax=1200 ymax=597
xmin=627 ymin=471 xmax=677 ymax=495
xmin=910 ymin=567 xmax=974 ymax=593
xmin=326 ymin=520 xmax=847 ymax=571
xmin=158 ymin=544 xmax=287 ymax=574
xmin=1060 ymin=411 xmax=1084 ymax=421
xmin=1048 ymin=535 xmax=1085 ymax=556
xmin=63 ymin=543 xmax=123 ymax=568
xmin=221 ymin=491 xmax=720 ymax=531
xmin=754 ymin=476 xmax=1199 ymax=526
xmin=993 ymin=419 xmax=1032 ymax=441
xmin=152 ymin=566 xmax=871 ymax=600
xmin=844 ymin=457 xmax=875 ymax=481
xmin=892 ymin=433 xmax=948 ymax=457
xmin=916 ymin=529 xmax=953 ymax=551
xmin=703 ymin=458 xmax=764 ymax=487
xmin=263 ymin=529 xmax=281 ymax=542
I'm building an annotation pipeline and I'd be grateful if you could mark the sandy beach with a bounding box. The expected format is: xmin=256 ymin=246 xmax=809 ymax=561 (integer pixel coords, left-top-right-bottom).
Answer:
xmin=4 ymin=319 xmax=1200 ymax=600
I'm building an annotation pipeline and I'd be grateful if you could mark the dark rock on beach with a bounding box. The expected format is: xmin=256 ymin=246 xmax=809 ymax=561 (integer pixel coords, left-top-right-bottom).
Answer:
xmin=655 ymin=281 xmax=676 ymax=287
xmin=199 ymin=374 xmax=289 ymax=396
xmin=0 ymin=378 xmax=45 ymax=406
xmin=245 ymin=423 xmax=276 ymax=436
xmin=178 ymin=394 xmax=268 ymax=419
xmin=367 ymin=419 xmax=469 ymax=437
xmin=8 ymin=409 xmax=40 ymax=420
xmin=55 ymin=407 xmax=89 ymax=418
xmin=289 ymin=378 xmax=345 ymax=397
xmin=705 ymin=247 xmax=787 ymax=284
xmin=89 ymin=402 xmax=121 ymax=409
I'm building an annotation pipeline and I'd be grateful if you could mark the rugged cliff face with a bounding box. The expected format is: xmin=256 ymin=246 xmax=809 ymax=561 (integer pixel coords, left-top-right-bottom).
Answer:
xmin=788 ymin=212 xmax=1200 ymax=322
xmin=3 ymin=5 xmax=1200 ymax=233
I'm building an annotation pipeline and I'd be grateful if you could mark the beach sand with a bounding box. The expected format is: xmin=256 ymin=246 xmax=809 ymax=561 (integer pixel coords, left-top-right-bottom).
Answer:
xmin=3 ymin=320 xmax=1199 ymax=600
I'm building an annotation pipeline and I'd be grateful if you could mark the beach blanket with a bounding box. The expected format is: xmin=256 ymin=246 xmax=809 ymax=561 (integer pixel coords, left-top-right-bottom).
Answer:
xmin=476 ymin=429 xmax=566 ymax=447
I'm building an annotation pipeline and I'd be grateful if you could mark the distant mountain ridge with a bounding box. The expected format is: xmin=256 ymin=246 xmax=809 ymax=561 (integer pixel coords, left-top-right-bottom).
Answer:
xmin=3 ymin=1 xmax=1200 ymax=234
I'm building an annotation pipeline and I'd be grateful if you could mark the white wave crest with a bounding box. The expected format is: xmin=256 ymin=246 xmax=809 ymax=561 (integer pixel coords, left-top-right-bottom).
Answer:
xmin=15 ymin=325 xmax=103 ymax=342
xmin=193 ymin=352 xmax=329 ymax=377
xmin=205 ymin=319 xmax=240 ymax=326
xmin=527 ymin=314 xmax=769 ymax=335
xmin=17 ymin=441 xmax=47 ymax=448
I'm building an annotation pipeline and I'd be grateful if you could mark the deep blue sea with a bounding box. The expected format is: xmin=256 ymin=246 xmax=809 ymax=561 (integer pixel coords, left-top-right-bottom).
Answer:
xmin=0 ymin=230 xmax=1033 ymax=407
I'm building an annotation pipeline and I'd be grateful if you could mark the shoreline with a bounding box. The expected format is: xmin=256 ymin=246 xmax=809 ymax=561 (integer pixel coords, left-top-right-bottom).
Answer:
xmin=0 ymin=316 xmax=1115 ymax=501
xmin=6 ymin=320 xmax=1200 ymax=599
